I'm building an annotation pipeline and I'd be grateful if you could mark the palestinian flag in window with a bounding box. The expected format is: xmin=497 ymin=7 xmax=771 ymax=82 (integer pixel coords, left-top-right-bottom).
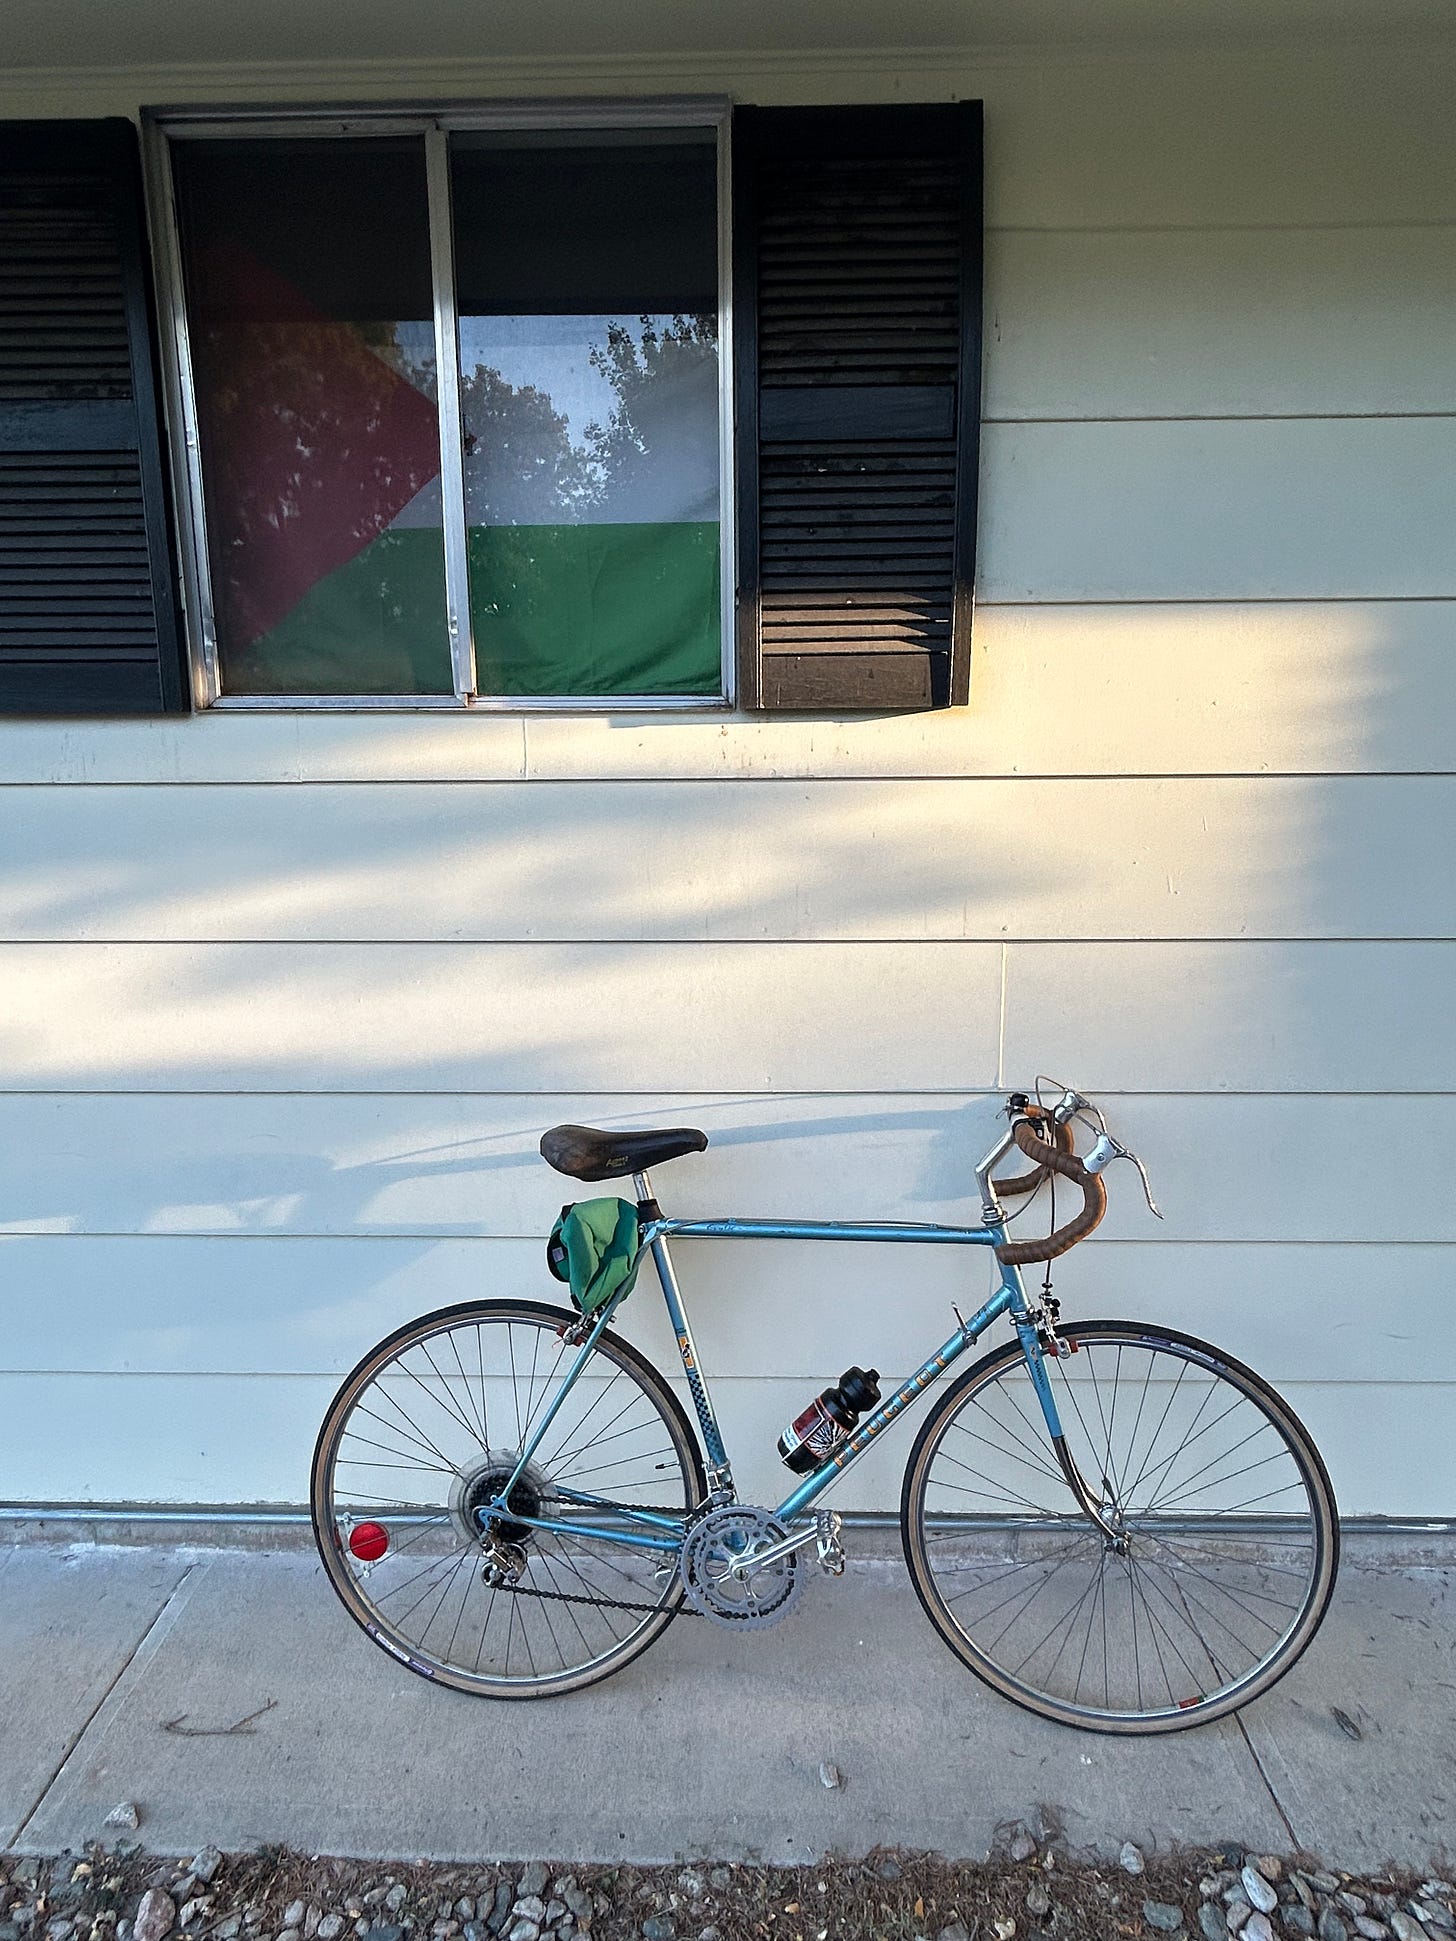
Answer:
xmin=186 ymin=236 xmax=451 ymax=694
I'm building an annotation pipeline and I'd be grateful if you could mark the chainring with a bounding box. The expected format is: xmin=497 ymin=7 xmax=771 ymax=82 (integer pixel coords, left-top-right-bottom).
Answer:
xmin=678 ymin=1505 xmax=805 ymax=1630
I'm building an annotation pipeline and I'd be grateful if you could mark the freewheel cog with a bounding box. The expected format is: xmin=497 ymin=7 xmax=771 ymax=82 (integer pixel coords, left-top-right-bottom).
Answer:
xmin=678 ymin=1505 xmax=805 ymax=1630
xmin=449 ymin=1451 xmax=550 ymax=1547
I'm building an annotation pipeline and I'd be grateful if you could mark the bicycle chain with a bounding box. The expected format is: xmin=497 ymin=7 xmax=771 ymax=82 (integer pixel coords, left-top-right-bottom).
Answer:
xmin=490 ymin=1576 xmax=702 ymax=1617
xmin=477 ymin=1496 xmax=729 ymax=1618
xmin=480 ymin=1496 xmax=802 ymax=1620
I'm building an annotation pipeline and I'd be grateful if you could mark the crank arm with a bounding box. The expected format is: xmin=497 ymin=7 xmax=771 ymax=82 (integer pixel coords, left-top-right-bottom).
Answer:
xmin=726 ymin=1509 xmax=846 ymax=1577
xmin=725 ymin=1521 xmax=820 ymax=1577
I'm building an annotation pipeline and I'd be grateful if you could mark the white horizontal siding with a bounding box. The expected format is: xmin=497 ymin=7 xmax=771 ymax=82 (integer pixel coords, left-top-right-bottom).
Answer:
xmin=1 ymin=941 xmax=1451 ymax=1093
xmin=1 ymin=777 xmax=1452 ymax=941
xmin=0 ymin=1370 xmax=1444 ymax=1518
xmin=2 ymin=1233 xmax=1449 ymax=1385
xmin=985 ymin=225 xmax=1456 ymax=421
xmin=979 ymin=418 xmax=1456 ymax=601
xmin=0 ymin=941 xmax=1005 ymax=1091
xmin=1 ymin=34 xmax=1452 ymax=1515
xmin=955 ymin=602 xmax=1456 ymax=781
xmin=0 ymin=1091 xmax=1450 ymax=1244
xmin=982 ymin=44 xmax=1456 ymax=229
xmin=1003 ymin=942 xmax=1456 ymax=1092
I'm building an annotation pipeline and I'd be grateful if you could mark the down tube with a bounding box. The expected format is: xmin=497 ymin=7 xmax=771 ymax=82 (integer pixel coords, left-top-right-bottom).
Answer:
xmin=775 ymin=1279 xmax=1032 ymax=1521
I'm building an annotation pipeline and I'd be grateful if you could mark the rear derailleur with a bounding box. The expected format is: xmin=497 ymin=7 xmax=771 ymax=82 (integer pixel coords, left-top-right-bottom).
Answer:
xmin=480 ymin=1535 xmax=528 ymax=1586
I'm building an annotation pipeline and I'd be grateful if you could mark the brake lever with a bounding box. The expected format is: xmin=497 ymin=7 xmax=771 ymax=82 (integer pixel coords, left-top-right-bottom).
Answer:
xmin=1121 ymin=1142 xmax=1164 ymax=1220
xmin=1081 ymin=1126 xmax=1164 ymax=1220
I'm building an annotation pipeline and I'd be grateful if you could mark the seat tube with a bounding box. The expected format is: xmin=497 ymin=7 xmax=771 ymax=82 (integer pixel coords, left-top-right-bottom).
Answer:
xmin=635 ymin=1170 xmax=732 ymax=1488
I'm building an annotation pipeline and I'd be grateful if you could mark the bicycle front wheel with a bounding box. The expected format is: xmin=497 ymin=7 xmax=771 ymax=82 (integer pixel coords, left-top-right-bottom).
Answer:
xmin=901 ymin=1320 xmax=1338 ymax=1733
xmin=312 ymin=1300 xmax=705 ymax=1698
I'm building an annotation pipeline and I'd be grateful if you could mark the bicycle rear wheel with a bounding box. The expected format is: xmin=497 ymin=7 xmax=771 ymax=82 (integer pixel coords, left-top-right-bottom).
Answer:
xmin=901 ymin=1320 xmax=1338 ymax=1733
xmin=311 ymin=1300 xmax=705 ymax=1697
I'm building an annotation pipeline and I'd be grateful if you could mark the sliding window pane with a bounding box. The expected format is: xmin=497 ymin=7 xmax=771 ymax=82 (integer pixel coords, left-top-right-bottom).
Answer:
xmin=174 ymin=138 xmax=450 ymax=694
xmin=450 ymin=131 xmax=721 ymax=697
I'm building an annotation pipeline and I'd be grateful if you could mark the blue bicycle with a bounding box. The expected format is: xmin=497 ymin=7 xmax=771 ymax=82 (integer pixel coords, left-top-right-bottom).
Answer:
xmin=311 ymin=1083 xmax=1338 ymax=1732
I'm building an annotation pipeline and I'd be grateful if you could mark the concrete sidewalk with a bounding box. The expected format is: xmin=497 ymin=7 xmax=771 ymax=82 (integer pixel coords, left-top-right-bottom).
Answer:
xmin=0 ymin=1539 xmax=1451 ymax=1869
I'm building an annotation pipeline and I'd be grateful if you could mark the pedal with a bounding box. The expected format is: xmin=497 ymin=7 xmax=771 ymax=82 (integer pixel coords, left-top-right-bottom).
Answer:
xmin=815 ymin=1509 xmax=845 ymax=1576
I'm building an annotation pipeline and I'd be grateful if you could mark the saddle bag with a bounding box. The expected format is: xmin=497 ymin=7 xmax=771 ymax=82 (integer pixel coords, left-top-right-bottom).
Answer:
xmin=546 ymin=1197 xmax=643 ymax=1315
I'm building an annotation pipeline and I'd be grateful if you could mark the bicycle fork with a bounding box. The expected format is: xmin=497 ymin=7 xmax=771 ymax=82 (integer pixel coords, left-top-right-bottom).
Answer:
xmin=1013 ymin=1308 xmax=1128 ymax=1551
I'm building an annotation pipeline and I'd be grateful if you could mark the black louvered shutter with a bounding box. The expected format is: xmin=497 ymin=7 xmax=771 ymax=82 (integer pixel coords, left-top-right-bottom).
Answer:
xmin=732 ymin=104 xmax=982 ymax=711
xmin=0 ymin=120 xmax=186 ymax=714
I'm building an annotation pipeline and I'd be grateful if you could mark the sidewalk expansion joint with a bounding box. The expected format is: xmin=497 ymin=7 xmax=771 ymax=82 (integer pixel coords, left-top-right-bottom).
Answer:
xmin=1235 ymin=1714 xmax=1302 ymax=1852
xmin=7 ymin=1561 xmax=201 ymax=1849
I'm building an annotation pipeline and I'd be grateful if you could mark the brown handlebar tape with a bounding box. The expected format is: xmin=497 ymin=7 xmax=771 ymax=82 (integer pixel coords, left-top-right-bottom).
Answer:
xmin=991 ymin=1112 xmax=1074 ymax=1197
xmin=993 ymin=1118 xmax=1108 ymax=1265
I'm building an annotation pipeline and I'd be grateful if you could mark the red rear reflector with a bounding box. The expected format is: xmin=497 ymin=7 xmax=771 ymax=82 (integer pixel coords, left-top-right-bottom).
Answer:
xmin=348 ymin=1521 xmax=389 ymax=1562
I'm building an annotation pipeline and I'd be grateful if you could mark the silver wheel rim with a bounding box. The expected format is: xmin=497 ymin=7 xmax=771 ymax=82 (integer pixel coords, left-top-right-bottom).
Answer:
xmin=914 ymin=1327 xmax=1332 ymax=1726
xmin=316 ymin=1308 xmax=698 ymax=1692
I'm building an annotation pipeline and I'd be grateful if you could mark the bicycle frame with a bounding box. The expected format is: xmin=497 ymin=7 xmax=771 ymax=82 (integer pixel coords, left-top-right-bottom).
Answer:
xmin=484 ymin=1120 xmax=1093 ymax=1554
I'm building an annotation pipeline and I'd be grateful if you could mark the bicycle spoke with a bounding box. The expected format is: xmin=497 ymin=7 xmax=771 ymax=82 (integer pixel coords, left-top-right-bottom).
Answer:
xmin=912 ymin=1324 xmax=1332 ymax=1728
xmin=964 ymin=1381 xmax=1062 ymax=1466
xmin=1118 ymin=1360 xmax=1194 ymax=1505
xmin=316 ymin=1306 xmax=699 ymax=1695
xmin=1125 ymin=1556 xmax=1182 ymax=1707
xmin=474 ymin=1325 xmax=491 ymax=1451
xmin=543 ymin=1376 xmax=636 ymax=1471
xmin=1129 ymin=1383 xmax=1239 ymax=1509
xmin=1149 ymin=1413 xmax=1289 ymax=1513
xmin=354 ymin=1396 xmax=466 ymax=1479
xmin=1011 ymin=1561 xmax=1106 ymax=1679
xmin=447 ymin=1330 xmax=489 ymax=1448
xmin=415 ymin=1338 xmax=490 ymax=1451
xmin=950 ymin=1406 xmax=1066 ymax=1488
xmin=1083 ymin=1344 xmax=1126 ymax=1503
xmin=931 ymin=1448 xmax=1073 ymax=1519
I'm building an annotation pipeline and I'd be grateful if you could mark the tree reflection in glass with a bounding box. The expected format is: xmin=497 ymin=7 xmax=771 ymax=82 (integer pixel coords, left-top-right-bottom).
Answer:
xmin=451 ymin=134 xmax=722 ymax=697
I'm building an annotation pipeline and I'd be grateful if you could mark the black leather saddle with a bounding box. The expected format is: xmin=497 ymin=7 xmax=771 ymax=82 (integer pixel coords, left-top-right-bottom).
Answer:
xmin=539 ymin=1123 xmax=708 ymax=1183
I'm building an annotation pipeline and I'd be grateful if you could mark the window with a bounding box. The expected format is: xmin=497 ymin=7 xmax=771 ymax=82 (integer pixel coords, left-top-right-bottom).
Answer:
xmin=171 ymin=135 xmax=450 ymax=697
xmin=450 ymin=132 xmax=722 ymax=699
xmin=159 ymin=109 xmax=728 ymax=708
xmin=136 ymin=100 xmax=983 ymax=716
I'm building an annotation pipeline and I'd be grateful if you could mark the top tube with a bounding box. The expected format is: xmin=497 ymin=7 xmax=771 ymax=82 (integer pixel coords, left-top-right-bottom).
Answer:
xmin=649 ymin=1216 xmax=1001 ymax=1246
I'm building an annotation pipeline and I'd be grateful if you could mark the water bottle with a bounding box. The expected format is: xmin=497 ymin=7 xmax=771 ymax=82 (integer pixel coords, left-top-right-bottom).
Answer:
xmin=777 ymin=1366 xmax=882 ymax=1473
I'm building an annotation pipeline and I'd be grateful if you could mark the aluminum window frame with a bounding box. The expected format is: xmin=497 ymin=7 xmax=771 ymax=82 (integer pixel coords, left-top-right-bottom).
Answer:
xmin=143 ymin=98 xmax=735 ymax=713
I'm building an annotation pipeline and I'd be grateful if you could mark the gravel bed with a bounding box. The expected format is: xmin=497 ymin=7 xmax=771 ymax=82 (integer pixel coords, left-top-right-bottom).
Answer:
xmin=1 ymin=1842 xmax=1450 ymax=1941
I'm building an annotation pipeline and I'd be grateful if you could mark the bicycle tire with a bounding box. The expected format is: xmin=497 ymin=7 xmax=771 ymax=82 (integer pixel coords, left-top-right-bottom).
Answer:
xmin=900 ymin=1319 xmax=1338 ymax=1733
xmin=311 ymin=1299 xmax=706 ymax=1698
